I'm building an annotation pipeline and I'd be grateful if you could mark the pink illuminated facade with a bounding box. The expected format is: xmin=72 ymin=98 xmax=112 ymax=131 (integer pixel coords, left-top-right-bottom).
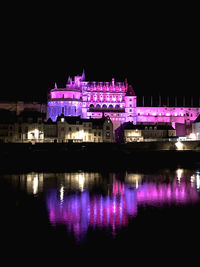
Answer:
xmin=47 ymin=71 xmax=200 ymax=135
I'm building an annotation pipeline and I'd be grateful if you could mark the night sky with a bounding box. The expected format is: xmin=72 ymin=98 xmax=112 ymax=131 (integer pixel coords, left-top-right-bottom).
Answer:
xmin=1 ymin=3 xmax=199 ymax=102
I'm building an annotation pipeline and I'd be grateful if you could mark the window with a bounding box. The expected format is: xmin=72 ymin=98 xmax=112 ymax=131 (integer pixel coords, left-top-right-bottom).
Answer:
xmin=129 ymin=109 xmax=132 ymax=112
xmin=69 ymin=127 xmax=72 ymax=131
xmin=76 ymin=127 xmax=79 ymax=131
xmin=106 ymin=126 xmax=110 ymax=130
xmin=94 ymin=132 xmax=96 ymax=136
xmin=106 ymin=133 xmax=110 ymax=138
xmin=98 ymin=132 xmax=101 ymax=136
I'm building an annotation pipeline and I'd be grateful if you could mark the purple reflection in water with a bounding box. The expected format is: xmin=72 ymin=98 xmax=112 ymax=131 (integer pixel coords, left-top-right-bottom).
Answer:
xmin=46 ymin=180 xmax=199 ymax=242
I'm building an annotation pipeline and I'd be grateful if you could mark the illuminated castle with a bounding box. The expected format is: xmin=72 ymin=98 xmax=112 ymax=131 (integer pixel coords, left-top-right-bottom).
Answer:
xmin=47 ymin=71 xmax=200 ymax=136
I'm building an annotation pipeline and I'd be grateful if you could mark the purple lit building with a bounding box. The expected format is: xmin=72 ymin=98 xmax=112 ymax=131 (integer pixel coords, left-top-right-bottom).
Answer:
xmin=47 ymin=71 xmax=200 ymax=135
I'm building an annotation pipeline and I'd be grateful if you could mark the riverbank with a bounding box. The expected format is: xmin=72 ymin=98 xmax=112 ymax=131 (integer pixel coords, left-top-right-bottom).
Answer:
xmin=0 ymin=141 xmax=200 ymax=172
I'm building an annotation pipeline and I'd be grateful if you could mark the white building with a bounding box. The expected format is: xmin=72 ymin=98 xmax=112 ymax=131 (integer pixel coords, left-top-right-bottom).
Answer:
xmin=192 ymin=115 xmax=200 ymax=140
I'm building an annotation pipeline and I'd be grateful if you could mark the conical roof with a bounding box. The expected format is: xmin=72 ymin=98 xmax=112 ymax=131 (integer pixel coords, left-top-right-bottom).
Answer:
xmin=125 ymin=85 xmax=135 ymax=96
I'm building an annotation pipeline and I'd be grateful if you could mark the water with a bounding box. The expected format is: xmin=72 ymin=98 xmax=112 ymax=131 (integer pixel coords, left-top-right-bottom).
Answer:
xmin=1 ymin=168 xmax=200 ymax=262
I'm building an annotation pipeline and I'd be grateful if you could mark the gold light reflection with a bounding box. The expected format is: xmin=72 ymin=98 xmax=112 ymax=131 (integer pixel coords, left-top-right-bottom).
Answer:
xmin=125 ymin=173 xmax=142 ymax=188
xmin=26 ymin=173 xmax=43 ymax=194
xmin=190 ymin=175 xmax=195 ymax=187
xmin=60 ymin=185 xmax=64 ymax=202
xmin=33 ymin=176 xmax=38 ymax=194
xmin=176 ymin=168 xmax=183 ymax=182
xmin=63 ymin=172 xmax=101 ymax=191
xmin=196 ymin=171 xmax=200 ymax=190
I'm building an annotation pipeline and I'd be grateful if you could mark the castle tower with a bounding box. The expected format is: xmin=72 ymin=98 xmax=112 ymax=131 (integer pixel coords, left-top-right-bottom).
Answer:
xmin=124 ymin=85 xmax=137 ymax=124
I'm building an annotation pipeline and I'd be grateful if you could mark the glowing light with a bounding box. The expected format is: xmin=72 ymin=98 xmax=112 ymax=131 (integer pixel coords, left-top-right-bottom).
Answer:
xmin=60 ymin=186 xmax=64 ymax=202
xmin=189 ymin=133 xmax=196 ymax=140
xmin=33 ymin=176 xmax=38 ymax=195
xmin=175 ymin=141 xmax=183 ymax=150
xmin=176 ymin=169 xmax=183 ymax=182
xmin=191 ymin=175 xmax=195 ymax=187
xmin=196 ymin=171 xmax=200 ymax=190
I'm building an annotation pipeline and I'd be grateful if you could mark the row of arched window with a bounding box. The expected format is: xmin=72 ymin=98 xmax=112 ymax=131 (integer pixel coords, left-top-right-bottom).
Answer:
xmin=89 ymin=104 xmax=122 ymax=109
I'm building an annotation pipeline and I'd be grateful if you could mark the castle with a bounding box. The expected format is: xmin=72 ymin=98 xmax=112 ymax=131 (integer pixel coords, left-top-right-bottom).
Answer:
xmin=47 ymin=71 xmax=200 ymax=136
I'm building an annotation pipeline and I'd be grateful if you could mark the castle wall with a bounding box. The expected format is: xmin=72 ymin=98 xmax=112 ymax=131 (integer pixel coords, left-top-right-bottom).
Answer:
xmin=0 ymin=101 xmax=46 ymax=115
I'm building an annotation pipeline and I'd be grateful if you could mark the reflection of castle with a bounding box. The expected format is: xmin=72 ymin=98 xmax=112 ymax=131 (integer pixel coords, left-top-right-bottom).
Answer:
xmin=46 ymin=177 xmax=199 ymax=241
xmin=47 ymin=71 xmax=200 ymax=135
xmin=2 ymin=170 xmax=200 ymax=241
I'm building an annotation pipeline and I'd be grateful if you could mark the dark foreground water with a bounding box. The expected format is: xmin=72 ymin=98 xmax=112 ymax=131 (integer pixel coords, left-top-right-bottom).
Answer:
xmin=1 ymin=167 xmax=200 ymax=263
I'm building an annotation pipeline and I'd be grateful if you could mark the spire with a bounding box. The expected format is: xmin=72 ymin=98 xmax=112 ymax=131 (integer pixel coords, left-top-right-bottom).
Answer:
xmin=125 ymin=85 xmax=135 ymax=96
xmin=67 ymin=76 xmax=72 ymax=85
xmin=54 ymin=82 xmax=58 ymax=89
xmin=125 ymin=78 xmax=128 ymax=89
xmin=81 ymin=69 xmax=85 ymax=80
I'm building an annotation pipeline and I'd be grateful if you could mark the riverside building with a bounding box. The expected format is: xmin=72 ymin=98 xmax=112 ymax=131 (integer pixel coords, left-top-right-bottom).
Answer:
xmin=0 ymin=110 xmax=113 ymax=143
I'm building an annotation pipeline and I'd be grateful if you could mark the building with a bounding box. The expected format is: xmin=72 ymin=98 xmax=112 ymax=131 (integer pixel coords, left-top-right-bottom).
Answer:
xmin=0 ymin=109 xmax=114 ymax=143
xmin=56 ymin=114 xmax=113 ymax=143
xmin=47 ymin=71 xmax=200 ymax=136
xmin=115 ymin=122 xmax=176 ymax=143
xmin=0 ymin=109 xmax=16 ymax=143
xmin=47 ymin=71 xmax=137 ymax=129
xmin=192 ymin=115 xmax=200 ymax=140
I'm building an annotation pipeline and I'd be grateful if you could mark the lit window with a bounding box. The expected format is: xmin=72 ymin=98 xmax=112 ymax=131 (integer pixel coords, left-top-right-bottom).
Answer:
xmin=106 ymin=133 xmax=110 ymax=138
xmin=61 ymin=118 xmax=64 ymax=122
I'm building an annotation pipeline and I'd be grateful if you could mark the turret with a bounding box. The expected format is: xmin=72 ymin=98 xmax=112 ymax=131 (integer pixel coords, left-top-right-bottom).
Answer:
xmin=124 ymin=85 xmax=137 ymax=124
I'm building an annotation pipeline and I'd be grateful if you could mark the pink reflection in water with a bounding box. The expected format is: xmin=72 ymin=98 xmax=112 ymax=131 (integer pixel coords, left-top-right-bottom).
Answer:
xmin=46 ymin=180 xmax=199 ymax=241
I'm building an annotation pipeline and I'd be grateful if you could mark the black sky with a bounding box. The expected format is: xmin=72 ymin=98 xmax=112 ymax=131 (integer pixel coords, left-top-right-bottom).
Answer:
xmin=1 ymin=2 xmax=199 ymax=102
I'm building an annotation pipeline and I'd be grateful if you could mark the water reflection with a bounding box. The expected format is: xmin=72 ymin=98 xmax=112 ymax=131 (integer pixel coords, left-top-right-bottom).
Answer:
xmin=3 ymin=169 xmax=200 ymax=242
